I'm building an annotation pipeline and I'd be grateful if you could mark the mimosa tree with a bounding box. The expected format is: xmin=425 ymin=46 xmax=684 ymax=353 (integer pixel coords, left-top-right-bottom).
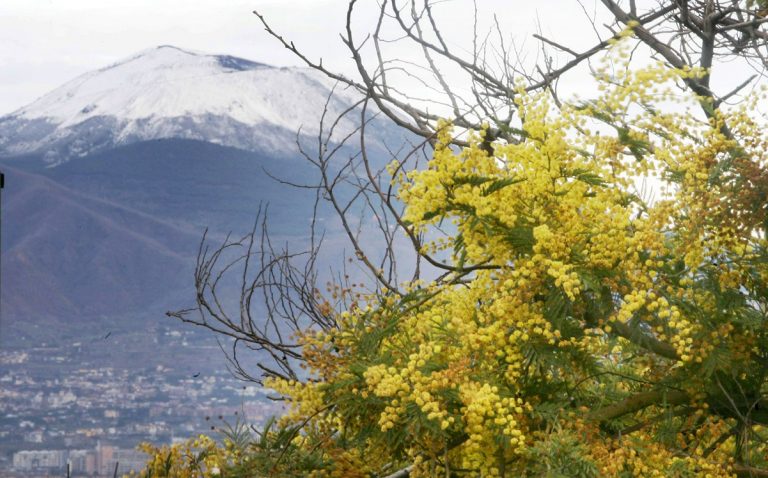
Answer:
xmin=155 ymin=1 xmax=768 ymax=477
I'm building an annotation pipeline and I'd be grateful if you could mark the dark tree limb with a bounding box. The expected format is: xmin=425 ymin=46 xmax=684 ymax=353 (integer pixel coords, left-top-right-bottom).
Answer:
xmin=588 ymin=389 xmax=690 ymax=422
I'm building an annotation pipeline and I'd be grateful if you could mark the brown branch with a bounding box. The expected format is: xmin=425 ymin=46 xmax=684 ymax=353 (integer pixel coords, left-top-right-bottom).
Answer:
xmin=617 ymin=406 xmax=692 ymax=437
xmin=610 ymin=320 xmax=680 ymax=360
xmin=380 ymin=466 xmax=414 ymax=478
xmin=533 ymin=33 xmax=579 ymax=56
xmin=733 ymin=463 xmax=768 ymax=477
xmin=600 ymin=1 xmax=711 ymax=98
xmin=715 ymin=73 xmax=758 ymax=106
xmin=588 ymin=389 xmax=690 ymax=422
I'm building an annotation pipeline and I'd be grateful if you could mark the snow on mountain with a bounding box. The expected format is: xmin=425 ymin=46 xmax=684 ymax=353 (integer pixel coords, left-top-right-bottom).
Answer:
xmin=0 ymin=46 xmax=366 ymax=165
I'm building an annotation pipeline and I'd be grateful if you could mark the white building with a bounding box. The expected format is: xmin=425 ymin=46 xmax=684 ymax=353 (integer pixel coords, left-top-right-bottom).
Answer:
xmin=12 ymin=450 xmax=66 ymax=471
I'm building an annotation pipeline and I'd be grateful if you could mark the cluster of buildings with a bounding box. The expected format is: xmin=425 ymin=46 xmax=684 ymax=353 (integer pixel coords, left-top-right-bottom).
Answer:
xmin=12 ymin=444 xmax=146 ymax=477
xmin=0 ymin=330 xmax=284 ymax=477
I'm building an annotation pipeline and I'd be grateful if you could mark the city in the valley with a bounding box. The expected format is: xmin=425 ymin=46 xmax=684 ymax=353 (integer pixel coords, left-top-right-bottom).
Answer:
xmin=0 ymin=327 xmax=282 ymax=477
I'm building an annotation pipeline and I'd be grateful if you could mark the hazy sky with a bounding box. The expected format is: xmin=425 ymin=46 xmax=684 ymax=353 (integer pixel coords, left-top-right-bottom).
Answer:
xmin=0 ymin=0 xmax=604 ymax=116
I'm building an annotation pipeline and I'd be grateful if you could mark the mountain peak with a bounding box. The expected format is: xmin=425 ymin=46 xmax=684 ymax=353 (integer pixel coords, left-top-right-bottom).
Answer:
xmin=135 ymin=45 xmax=197 ymax=61
xmin=129 ymin=45 xmax=266 ymax=71
xmin=100 ymin=44 xmax=261 ymax=74
xmin=8 ymin=46 xmax=315 ymax=127
xmin=154 ymin=44 xmax=192 ymax=52
xmin=0 ymin=46 xmax=366 ymax=164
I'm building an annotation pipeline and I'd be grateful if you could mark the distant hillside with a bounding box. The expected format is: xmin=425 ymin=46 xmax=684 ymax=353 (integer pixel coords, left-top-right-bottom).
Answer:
xmin=1 ymin=165 xmax=199 ymax=342
xmin=44 ymin=138 xmax=323 ymax=234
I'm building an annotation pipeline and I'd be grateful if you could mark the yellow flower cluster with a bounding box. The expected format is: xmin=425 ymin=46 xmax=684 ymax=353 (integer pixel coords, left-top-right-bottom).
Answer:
xmin=459 ymin=381 xmax=527 ymax=469
xmin=133 ymin=435 xmax=227 ymax=478
xmin=593 ymin=439 xmax=734 ymax=477
xmin=265 ymin=378 xmax=326 ymax=425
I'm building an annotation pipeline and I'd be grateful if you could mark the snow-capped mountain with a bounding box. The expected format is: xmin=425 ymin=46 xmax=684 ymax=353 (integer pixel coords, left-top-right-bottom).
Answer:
xmin=0 ymin=45 xmax=404 ymax=342
xmin=0 ymin=45 xmax=364 ymax=165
